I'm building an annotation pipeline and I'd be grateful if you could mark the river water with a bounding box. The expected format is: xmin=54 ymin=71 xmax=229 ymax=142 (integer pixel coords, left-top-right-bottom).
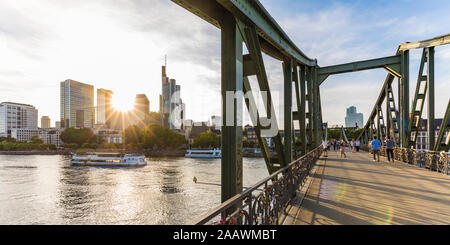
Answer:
xmin=0 ymin=155 xmax=269 ymax=225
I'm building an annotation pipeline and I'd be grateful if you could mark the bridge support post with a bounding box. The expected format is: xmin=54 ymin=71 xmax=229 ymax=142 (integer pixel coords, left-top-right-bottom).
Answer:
xmin=306 ymin=66 xmax=314 ymax=150
xmin=299 ymin=65 xmax=307 ymax=155
xmin=313 ymin=66 xmax=320 ymax=147
xmin=400 ymin=50 xmax=409 ymax=147
xmin=385 ymin=86 xmax=391 ymax=139
xmin=220 ymin=14 xmax=243 ymax=213
xmin=427 ymin=47 xmax=435 ymax=151
xmin=283 ymin=59 xmax=293 ymax=163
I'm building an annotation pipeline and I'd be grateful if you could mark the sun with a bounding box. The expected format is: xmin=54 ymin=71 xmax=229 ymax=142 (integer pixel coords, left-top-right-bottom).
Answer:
xmin=111 ymin=94 xmax=135 ymax=112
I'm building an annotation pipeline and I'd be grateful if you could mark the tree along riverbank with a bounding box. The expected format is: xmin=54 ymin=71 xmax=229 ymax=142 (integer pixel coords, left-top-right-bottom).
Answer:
xmin=0 ymin=148 xmax=187 ymax=157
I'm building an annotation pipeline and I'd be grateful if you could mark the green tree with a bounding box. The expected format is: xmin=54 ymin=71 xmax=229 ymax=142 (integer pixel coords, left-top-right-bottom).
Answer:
xmin=193 ymin=131 xmax=220 ymax=149
xmin=61 ymin=143 xmax=78 ymax=149
xmin=149 ymin=112 xmax=162 ymax=122
xmin=123 ymin=125 xmax=143 ymax=145
xmin=31 ymin=136 xmax=43 ymax=144
xmin=142 ymin=124 xmax=186 ymax=149
xmin=60 ymin=127 xmax=97 ymax=147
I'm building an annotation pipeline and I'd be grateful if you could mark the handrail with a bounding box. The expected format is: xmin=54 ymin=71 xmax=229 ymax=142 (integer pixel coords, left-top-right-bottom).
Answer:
xmin=190 ymin=145 xmax=323 ymax=225
xmin=360 ymin=145 xmax=449 ymax=175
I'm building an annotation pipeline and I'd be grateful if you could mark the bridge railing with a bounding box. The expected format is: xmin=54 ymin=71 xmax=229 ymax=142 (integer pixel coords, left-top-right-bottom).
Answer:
xmin=360 ymin=145 xmax=449 ymax=175
xmin=190 ymin=146 xmax=323 ymax=225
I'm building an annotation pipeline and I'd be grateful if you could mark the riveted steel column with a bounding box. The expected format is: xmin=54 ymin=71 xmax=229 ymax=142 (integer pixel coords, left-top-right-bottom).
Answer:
xmin=283 ymin=59 xmax=293 ymax=163
xmin=385 ymin=87 xmax=391 ymax=139
xmin=299 ymin=65 xmax=307 ymax=156
xmin=220 ymin=14 xmax=243 ymax=212
xmin=427 ymin=47 xmax=435 ymax=151
xmin=400 ymin=50 xmax=409 ymax=147
xmin=377 ymin=107 xmax=381 ymax=140
xmin=306 ymin=67 xmax=313 ymax=151
xmin=313 ymin=66 xmax=319 ymax=147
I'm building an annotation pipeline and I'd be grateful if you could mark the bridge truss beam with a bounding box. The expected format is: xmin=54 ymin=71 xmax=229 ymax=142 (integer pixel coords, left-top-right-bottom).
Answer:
xmin=434 ymin=99 xmax=450 ymax=152
xmin=172 ymin=0 xmax=317 ymax=66
xmin=318 ymin=55 xmax=402 ymax=86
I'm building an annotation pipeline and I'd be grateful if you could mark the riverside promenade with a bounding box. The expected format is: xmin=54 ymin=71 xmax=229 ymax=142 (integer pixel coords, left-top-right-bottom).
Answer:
xmin=285 ymin=149 xmax=450 ymax=225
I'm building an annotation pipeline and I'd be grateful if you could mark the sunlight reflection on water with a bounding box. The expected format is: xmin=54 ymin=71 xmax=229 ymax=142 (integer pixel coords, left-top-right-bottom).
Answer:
xmin=0 ymin=155 xmax=268 ymax=224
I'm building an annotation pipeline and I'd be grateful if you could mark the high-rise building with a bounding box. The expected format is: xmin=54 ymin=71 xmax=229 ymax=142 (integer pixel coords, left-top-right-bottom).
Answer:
xmin=0 ymin=102 xmax=38 ymax=140
xmin=161 ymin=64 xmax=185 ymax=129
xmin=345 ymin=106 xmax=364 ymax=128
xmin=41 ymin=116 xmax=51 ymax=129
xmin=60 ymin=79 xmax=94 ymax=128
xmin=55 ymin=121 xmax=61 ymax=129
xmin=97 ymin=88 xmax=113 ymax=127
xmin=134 ymin=94 xmax=150 ymax=124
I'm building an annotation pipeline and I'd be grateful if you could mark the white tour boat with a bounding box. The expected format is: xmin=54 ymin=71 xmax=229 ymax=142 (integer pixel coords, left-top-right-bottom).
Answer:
xmin=71 ymin=152 xmax=147 ymax=166
xmin=185 ymin=148 xmax=221 ymax=158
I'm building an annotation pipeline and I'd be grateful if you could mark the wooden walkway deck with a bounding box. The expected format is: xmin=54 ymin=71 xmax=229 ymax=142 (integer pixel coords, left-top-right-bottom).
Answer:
xmin=286 ymin=149 xmax=450 ymax=225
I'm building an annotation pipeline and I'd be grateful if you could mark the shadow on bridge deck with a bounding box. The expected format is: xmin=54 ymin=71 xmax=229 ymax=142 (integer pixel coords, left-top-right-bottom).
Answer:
xmin=288 ymin=148 xmax=450 ymax=225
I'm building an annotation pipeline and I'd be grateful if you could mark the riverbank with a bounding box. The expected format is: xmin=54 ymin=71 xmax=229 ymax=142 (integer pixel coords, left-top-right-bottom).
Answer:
xmin=0 ymin=150 xmax=72 ymax=155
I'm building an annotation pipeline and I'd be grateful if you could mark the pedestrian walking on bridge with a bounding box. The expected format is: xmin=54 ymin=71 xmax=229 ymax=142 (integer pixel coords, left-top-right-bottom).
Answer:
xmin=371 ymin=136 xmax=381 ymax=162
xmin=385 ymin=136 xmax=394 ymax=162
xmin=355 ymin=139 xmax=360 ymax=152
xmin=339 ymin=140 xmax=347 ymax=158
xmin=322 ymin=140 xmax=328 ymax=157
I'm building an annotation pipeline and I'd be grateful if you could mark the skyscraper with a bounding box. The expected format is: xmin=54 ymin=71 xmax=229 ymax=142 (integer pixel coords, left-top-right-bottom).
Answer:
xmin=134 ymin=94 xmax=150 ymax=125
xmin=97 ymin=88 xmax=113 ymax=127
xmin=161 ymin=64 xmax=185 ymax=129
xmin=41 ymin=116 xmax=51 ymax=129
xmin=60 ymin=79 xmax=94 ymax=128
xmin=345 ymin=106 xmax=364 ymax=128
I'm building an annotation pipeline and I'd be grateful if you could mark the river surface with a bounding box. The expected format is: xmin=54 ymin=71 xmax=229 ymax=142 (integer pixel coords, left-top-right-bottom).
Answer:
xmin=0 ymin=155 xmax=269 ymax=225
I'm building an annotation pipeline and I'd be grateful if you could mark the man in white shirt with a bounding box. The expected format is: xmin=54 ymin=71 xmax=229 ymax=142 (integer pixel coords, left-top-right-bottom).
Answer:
xmin=322 ymin=140 xmax=328 ymax=157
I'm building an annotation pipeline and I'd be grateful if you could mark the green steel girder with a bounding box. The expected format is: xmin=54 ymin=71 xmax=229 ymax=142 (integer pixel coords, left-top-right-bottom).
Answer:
xmin=240 ymin=24 xmax=286 ymax=171
xmin=171 ymin=0 xmax=316 ymax=66
xmin=220 ymin=13 xmax=243 ymax=210
xmin=357 ymin=74 xmax=395 ymax=140
xmin=376 ymin=105 xmax=386 ymax=140
xmin=299 ymin=65 xmax=307 ymax=155
xmin=427 ymin=47 xmax=435 ymax=151
xmin=408 ymin=48 xmax=429 ymax=147
xmin=171 ymin=0 xmax=225 ymax=28
xmin=385 ymin=84 xmax=400 ymax=145
xmin=282 ymin=59 xmax=293 ymax=164
xmin=399 ymin=50 xmax=410 ymax=148
xmin=292 ymin=65 xmax=303 ymax=157
xmin=399 ymin=33 xmax=450 ymax=51
xmin=434 ymin=99 xmax=450 ymax=152
xmin=243 ymin=76 xmax=276 ymax=173
xmin=217 ymin=0 xmax=317 ymax=66
xmin=317 ymin=55 xmax=401 ymax=85
xmin=306 ymin=67 xmax=314 ymax=151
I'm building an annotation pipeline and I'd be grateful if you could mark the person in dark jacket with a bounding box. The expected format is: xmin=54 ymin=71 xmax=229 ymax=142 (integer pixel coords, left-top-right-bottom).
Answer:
xmin=385 ymin=136 xmax=395 ymax=162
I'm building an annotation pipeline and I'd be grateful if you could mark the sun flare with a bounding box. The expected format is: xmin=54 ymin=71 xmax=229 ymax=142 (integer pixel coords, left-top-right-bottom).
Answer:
xmin=111 ymin=94 xmax=135 ymax=112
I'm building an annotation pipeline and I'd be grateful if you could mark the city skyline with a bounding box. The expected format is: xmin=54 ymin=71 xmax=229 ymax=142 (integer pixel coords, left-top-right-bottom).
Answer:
xmin=0 ymin=0 xmax=449 ymax=128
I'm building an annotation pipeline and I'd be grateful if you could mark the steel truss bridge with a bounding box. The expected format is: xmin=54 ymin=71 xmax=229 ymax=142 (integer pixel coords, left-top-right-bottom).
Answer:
xmin=171 ymin=0 xmax=450 ymax=225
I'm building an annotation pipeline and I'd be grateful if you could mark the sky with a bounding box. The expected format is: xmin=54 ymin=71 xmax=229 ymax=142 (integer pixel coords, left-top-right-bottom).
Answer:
xmin=0 ymin=0 xmax=449 ymax=128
